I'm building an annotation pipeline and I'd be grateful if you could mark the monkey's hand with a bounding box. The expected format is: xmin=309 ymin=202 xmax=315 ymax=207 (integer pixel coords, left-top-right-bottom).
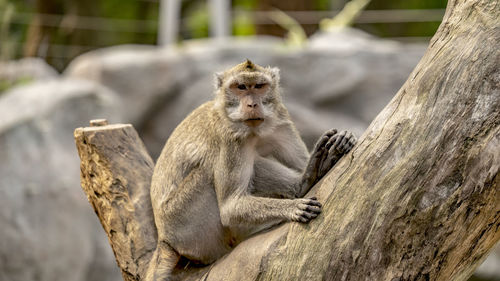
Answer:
xmin=289 ymin=197 xmax=322 ymax=223
xmin=300 ymin=129 xmax=356 ymax=194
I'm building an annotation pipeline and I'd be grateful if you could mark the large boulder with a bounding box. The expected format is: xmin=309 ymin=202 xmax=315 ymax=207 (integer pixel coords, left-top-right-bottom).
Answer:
xmin=0 ymin=79 xmax=122 ymax=281
xmin=66 ymin=29 xmax=427 ymax=158
xmin=0 ymin=58 xmax=58 ymax=93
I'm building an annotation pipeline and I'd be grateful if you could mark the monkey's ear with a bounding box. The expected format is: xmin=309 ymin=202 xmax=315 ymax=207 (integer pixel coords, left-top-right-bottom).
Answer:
xmin=214 ymin=72 xmax=224 ymax=89
xmin=269 ymin=67 xmax=280 ymax=83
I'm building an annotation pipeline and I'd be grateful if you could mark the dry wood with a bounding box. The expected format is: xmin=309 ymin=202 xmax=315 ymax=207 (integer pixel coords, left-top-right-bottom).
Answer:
xmin=75 ymin=122 xmax=157 ymax=281
xmin=75 ymin=0 xmax=499 ymax=280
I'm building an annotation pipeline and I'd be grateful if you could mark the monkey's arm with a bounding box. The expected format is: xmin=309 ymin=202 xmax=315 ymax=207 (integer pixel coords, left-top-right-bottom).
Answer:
xmin=215 ymin=151 xmax=321 ymax=226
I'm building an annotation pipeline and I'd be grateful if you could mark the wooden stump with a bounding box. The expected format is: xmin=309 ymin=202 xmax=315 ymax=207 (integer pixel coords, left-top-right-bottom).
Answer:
xmin=75 ymin=121 xmax=157 ymax=281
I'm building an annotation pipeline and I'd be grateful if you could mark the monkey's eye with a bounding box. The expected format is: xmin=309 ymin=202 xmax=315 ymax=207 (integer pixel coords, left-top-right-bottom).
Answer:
xmin=237 ymin=84 xmax=246 ymax=90
xmin=255 ymin=84 xmax=264 ymax=89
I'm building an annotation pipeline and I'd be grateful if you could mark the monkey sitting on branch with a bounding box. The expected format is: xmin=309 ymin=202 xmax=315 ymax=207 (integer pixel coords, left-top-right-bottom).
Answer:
xmin=146 ymin=60 xmax=357 ymax=280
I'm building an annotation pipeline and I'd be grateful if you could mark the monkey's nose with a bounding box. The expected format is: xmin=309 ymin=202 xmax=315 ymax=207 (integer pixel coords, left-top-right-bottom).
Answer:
xmin=247 ymin=103 xmax=258 ymax=108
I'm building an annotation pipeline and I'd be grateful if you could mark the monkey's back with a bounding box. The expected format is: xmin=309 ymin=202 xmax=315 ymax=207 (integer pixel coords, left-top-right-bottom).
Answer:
xmin=150 ymin=101 xmax=231 ymax=263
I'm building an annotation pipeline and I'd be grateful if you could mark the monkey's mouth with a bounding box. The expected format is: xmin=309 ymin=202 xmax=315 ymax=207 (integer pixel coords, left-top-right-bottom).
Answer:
xmin=244 ymin=118 xmax=264 ymax=127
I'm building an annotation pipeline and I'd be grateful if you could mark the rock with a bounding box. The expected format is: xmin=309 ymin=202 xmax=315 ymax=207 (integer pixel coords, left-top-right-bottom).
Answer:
xmin=0 ymin=58 xmax=58 ymax=93
xmin=67 ymin=29 xmax=426 ymax=158
xmin=0 ymin=79 xmax=122 ymax=281
xmin=64 ymin=45 xmax=193 ymax=126
xmin=473 ymin=243 xmax=500 ymax=281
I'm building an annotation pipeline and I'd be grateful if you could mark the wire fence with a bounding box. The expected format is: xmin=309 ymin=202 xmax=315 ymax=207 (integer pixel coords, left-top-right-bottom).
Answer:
xmin=3 ymin=9 xmax=445 ymax=66
xmin=9 ymin=9 xmax=445 ymax=33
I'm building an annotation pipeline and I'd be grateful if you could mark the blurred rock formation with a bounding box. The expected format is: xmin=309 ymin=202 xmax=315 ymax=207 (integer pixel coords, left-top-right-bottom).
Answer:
xmin=65 ymin=29 xmax=426 ymax=158
xmin=0 ymin=58 xmax=58 ymax=92
xmin=0 ymin=79 xmax=122 ymax=281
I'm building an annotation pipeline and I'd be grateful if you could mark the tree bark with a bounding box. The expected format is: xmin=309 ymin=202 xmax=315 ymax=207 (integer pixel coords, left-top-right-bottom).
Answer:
xmin=74 ymin=122 xmax=157 ymax=281
xmin=74 ymin=0 xmax=499 ymax=280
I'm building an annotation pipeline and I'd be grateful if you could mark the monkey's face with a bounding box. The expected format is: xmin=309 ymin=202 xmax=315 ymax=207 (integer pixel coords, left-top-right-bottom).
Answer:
xmin=222 ymin=73 xmax=279 ymax=132
xmin=214 ymin=60 xmax=282 ymax=136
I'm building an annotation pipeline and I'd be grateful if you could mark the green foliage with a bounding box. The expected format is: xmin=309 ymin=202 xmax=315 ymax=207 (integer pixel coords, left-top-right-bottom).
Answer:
xmin=185 ymin=2 xmax=210 ymax=39
xmin=367 ymin=0 xmax=448 ymax=10
xmin=268 ymin=9 xmax=307 ymax=48
xmin=233 ymin=0 xmax=257 ymax=36
xmin=0 ymin=76 xmax=33 ymax=93
xmin=233 ymin=0 xmax=256 ymax=10
xmin=0 ymin=0 xmax=16 ymax=60
xmin=315 ymin=0 xmax=331 ymax=10
xmin=233 ymin=12 xmax=256 ymax=36
xmin=320 ymin=0 xmax=371 ymax=31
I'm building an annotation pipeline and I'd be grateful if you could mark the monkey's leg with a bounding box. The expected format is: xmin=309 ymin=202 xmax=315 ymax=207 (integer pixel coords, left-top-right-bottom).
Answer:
xmin=298 ymin=130 xmax=356 ymax=196
xmin=297 ymin=129 xmax=337 ymax=196
xmin=251 ymin=156 xmax=302 ymax=199
xmin=145 ymin=241 xmax=180 ymax=281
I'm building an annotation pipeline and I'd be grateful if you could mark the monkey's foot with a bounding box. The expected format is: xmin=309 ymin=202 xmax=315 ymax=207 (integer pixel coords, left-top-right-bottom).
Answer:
xmin=302 ymin=129 xmax=338 ymax=184
xmin=291 ymin=197 xmax=322 ymax=223
xmin=318 ymin=130 xmax=357 ymax=177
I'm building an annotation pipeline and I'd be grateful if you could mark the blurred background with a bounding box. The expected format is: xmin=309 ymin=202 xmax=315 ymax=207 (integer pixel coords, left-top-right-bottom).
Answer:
xmin=1 ymin=0 xmax=448 ymax=71
xmin=0 ymin=0 xmax=498 ymax=281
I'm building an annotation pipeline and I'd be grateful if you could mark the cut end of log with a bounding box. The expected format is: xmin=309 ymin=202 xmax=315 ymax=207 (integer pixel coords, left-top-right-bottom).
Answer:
xmin=90 ymin=119 xmax=109 ymax=127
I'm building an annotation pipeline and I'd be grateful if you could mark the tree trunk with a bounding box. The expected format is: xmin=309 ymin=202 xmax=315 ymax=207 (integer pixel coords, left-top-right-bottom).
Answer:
xmin=74 ymin=0 xmax=499 ymax=280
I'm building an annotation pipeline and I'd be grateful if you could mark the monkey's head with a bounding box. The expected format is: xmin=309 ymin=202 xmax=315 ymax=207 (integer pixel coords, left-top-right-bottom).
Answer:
xmin=214 ymin=60 xmax=283 ymax=136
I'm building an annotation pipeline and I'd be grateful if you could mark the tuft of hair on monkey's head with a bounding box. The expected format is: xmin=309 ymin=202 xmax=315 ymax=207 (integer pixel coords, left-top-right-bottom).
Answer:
xmin=227 ymin=59 xmax=262 ymax=74
xmin=214 ymin=59 xmax=280 ymax=91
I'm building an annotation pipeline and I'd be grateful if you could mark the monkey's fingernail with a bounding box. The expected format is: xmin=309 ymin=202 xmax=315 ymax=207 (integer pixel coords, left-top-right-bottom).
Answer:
xmin=307 ymin=206 xmax=321 ymax=213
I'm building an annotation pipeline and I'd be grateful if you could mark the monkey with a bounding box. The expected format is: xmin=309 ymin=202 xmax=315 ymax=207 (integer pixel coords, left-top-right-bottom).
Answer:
xmin=145 ymin=60 xmax=357 ymax=280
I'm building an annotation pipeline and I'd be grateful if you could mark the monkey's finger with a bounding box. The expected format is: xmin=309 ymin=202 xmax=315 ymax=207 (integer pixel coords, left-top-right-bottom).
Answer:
xmin=346 ymin=139 xmax=355 ymax=150
xmin=317 ymin=135 xmax=329 ymax=147
xmin=325 ymin=128 xmax=338 ymax=137
xmin=312 ymin=136 xmax=330 ymax=156
xmin=343 ymin=133 xmax=357 ymax=151
xmin=332 ymin=133 xmax=346 ymax=149
xmin=338 ymin=136 xmax=350 ymax=152
xmin=306 ymin=198 xmax=322 ymax=207
xmin=346 ymin=131 xmax=354 ymax=141
xmin=348 ymin=133 xmax=357 ymax=146
xmin=319 ymin=147 xmax=337 ymax=175
xmin=317 ymin=144 xmax=332 ymax=177
xmin=298 ymin=201 xmax=322 ymax=212
xmin=305 ymin=205 xmax=321 ymax=214
xmin=328 ymin=143 xmax=342 ymax=157
xmin=301 ymin=211 xmax=318 ymax=220
xmin=294 ymin=210 xmax=312 ymax=222
xmin=325 ymin=136 xmax=339 ymax=150
xmin=297 ymin=216 xmax=310 ymax=223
